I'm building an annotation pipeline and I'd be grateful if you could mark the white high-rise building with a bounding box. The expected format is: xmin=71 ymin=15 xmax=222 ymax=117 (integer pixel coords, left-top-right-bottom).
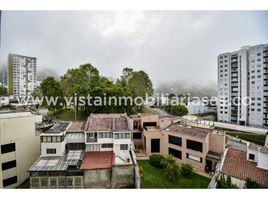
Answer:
xmin=217 ymin=44 xmax=268 ymax=128
xmin=8 ymin=54 xmax=37 ymax=97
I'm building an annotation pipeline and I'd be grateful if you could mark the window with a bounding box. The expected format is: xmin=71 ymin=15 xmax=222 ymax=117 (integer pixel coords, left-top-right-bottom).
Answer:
xmin=133 ymin=132 xmax=142 ymax=139
xmin=168 ymin=135 xmax=182 ymax=146
xmin=168 ymin=148 xmax=182 ymax=159
xmin=114 ymin=133 xmax=119 ymax=139
xmin=75 ymin=177 xmax=82 ymax=187
xmin=41 ymin=178 xmax=48 ymax=187
xmin=66 ymin=143 xmax=85 ymax=151
xmin=58 ymin=178 xmax=65 ymax=188
xmin=67 ymin=178 xmax=73 ymax=187
xmin=151 ymin=139 xmax=160 ymax=153
xmin=186 ymin=153 xmax=202 ymax=163
xmin=56 ymin=136 xmax=62 ymax=142
xmin=31 ymin=178 xmax=39 ymax=187
xmin=3 ymin=176 xmax=18 ymax=187
xmin=120 ymin=144 xmax=128 ymax=150
xmin=52 ymin=136 xmax=57 ymax=142
xmin=47 ymin=136 xmax=52 ymax=142
xmin=1 ymin=143 xmax=16 ymax=154
xmin=186 ymin=140 xmax=203 ymax=152
xmin=101 ymin=143 xmax=113 ymax=148
xmin=50 ymin=178 xmax=57 ymax=188
xmin=2 ymin=160 xmax=17 ymax=171
xmin=249 ymin=153 xmax=255 ymax=161
xmin=46 ymin=148 xmax=56 ymax=154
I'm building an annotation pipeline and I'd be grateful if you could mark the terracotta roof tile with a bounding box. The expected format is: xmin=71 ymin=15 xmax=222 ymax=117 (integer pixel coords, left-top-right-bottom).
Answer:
xmin=67 ymin=121 xmax=85 ymax=132
xmin=80 ymin=151 xmax=115 ymax=170
xmin=115 ymin=117 xmax=129 ymax=132
xmin=86 ymin=113 xmax=129 ymax=132
xmin=222 ymin=148 xmax=268 ymax=185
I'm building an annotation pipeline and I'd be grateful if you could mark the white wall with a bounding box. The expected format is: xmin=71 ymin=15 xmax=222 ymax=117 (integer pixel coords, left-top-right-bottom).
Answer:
xmin=257 ymin=151 xmax=268 ymax=170
xmin=247 ymin=148 xmax=258 ymax=162
xmin=0 ymin=113 xmax=42 ymax=188
xmin=41 ymin=141 xmax=66 ymax=157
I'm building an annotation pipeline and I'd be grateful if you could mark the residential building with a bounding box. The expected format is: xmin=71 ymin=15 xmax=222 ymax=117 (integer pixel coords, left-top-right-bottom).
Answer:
xmin=29 ymin=113 xmax=138 ymax=189
xmin=0 ymin=96 xmax=9 ymax=106
xmin=0 ymin=66 xmax=8 ymax=88
xmin=220 ymin=143 xmax=268 ymax=188
xmin=188 ymin=100 xmax=216 ymax=115
xmin=0 ymin=112 xmax=42 ymax=188
xmin=130 ymin=113 xmax=226 ymax=173
xmin=8 ymin=53 xmax=37 ymax=97
xmin=217 ymin=44 xmax=268 ymax=127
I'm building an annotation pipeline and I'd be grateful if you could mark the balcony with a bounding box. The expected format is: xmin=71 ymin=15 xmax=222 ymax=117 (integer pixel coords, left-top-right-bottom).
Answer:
xmin=86 ymin=138 xmax=97 ymax=143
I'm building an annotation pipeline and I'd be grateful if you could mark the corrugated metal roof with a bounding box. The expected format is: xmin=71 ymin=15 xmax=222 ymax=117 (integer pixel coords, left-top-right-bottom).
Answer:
xmin=29 ymin=150 xmax=84 ymax=172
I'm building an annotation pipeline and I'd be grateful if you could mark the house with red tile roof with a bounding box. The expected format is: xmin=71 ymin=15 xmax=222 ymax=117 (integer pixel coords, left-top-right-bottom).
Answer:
xmin=220 ymin=144 xmax=268 ymax=188
xmin=28 ymin=113 xmax=138 ymax=189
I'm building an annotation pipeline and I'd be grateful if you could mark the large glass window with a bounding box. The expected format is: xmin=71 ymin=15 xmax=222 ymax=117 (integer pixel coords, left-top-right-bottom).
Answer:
xmin=168 ymin=135 xmax=182 ymax=146
xmin=186 ymin=153 xmax=202 ymax=163
xmin=168 ymin=148 xmax=182 ymax=159
xmin=101 ymin=143 xmax=113 ymax=148
xmin=3 ymin=176 xmax=17 ymax=187
xmin=1 ymin=143 xmax=16 ymax=154
xmin=2 ymin=160 xmax=17 ymax=171
xmin=46 ymin=148 xmax=56 ymax=154
xmin=120 ymin=144 xmax=128 ymax=150
xmin=133 ymin=132 xmax=142 ymax=139
xmin=186 ymin=139 xmax=203 ymax=152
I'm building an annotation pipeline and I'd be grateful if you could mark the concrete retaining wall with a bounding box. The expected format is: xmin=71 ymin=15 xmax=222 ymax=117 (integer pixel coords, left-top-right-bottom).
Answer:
xmin=111 ymin=165 xmax=135 ymax=188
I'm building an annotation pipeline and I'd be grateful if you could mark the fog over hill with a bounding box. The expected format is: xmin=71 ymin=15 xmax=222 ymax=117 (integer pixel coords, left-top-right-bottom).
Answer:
xmin=155 ymin=80 xmax=217 ymax=98
xmin=37 ymin=68 xmax=60 ymax=81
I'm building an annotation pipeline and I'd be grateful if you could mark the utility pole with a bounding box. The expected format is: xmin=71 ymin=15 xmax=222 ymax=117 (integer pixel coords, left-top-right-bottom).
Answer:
xmin=74 ymin=93 xmax=77 ymax=121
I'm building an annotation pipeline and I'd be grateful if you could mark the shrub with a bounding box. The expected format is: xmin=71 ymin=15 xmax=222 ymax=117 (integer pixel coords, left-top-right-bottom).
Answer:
xmin=161 ymin=155 xmax=180 ymax=182
xmin=245 ymin=177 xmax=260 ymax=188
xmin=149 ymin=154 xmax=165 ymax=168
xmin=217 ymin=174 xmax=238 ymax=188
xmin=180 ymin=163 xmax=193 ymax=178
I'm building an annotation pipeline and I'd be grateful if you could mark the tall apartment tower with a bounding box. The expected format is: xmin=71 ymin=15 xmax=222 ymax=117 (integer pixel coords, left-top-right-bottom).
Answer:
xmin=8 ymin=54 xmax=37 ymax=96
xmin=217 ymin=44 xmax=268 ymax=128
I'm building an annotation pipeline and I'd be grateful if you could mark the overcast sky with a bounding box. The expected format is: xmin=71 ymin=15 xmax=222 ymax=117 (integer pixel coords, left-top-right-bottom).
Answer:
xmin=0 ymin=11 xmax=268 ymax=86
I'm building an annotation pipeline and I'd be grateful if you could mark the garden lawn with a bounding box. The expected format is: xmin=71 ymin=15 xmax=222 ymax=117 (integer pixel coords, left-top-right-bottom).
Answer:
xmin=48 ymin=109 xmax=88 ymax=121
xmin=137 ymin=160 xmax=210 ymax=188
xmin=214 ymin=127 xmax=265 ymax=146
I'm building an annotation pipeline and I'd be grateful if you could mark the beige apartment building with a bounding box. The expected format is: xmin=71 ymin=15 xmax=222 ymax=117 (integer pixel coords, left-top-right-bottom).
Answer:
xmin=0 ymin=112 xmax=42 ymax=188
xmin=130 ymin=113 xmax=226 ymax=173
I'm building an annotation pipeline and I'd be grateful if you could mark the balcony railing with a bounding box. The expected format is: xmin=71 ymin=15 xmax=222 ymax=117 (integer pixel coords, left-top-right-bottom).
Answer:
xmin=86 ymin=138 xmax=98 ymax=143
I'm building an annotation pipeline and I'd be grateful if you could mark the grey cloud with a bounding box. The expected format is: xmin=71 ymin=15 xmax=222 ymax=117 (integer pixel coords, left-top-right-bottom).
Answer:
xmin=0 ymin=11 xmax=267 ymax=88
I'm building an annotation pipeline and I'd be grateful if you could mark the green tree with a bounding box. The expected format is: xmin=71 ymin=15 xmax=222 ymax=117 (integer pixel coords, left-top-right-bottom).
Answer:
xmin=163 ymin=104 xmax=188 ymax=116
xmin=161 ymin=155 xmax=180 ymax=182
xmin=180 ymin=163 xmax=193 ymax=178
xmin=118 ymin=68 xmax=154 ymax=98
xmin=0 ymin=85 xmax=8 ymax=96
xmin=117 ymin=68 xmax=134 ymax=87
xmin=245 ymin=177 xmax=260 ymax=188
xmin=60 ymin=63 xmax=100 ymax=113
xmin=40 ymin=76 xmax=63 ymax=115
